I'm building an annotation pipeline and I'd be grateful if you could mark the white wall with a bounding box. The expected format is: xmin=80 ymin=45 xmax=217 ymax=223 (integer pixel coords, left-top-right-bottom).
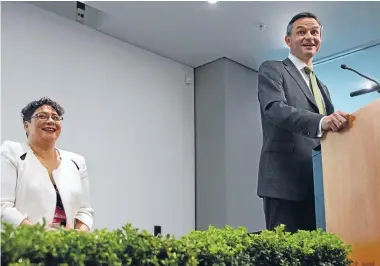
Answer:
xmin=195 ymin=58 xmax=265 ymax=232
xmin=1 ymin=2 xmax=195 ymax=236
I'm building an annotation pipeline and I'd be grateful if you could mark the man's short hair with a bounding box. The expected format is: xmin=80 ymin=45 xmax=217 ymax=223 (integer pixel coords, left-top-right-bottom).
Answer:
xmin=286 ymin=12 xmax=322 ymax=36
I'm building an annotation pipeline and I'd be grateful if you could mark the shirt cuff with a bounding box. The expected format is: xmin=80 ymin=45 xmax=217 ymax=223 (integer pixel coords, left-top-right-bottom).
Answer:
xmin=317 ymin=116 xmax=326 ymax=138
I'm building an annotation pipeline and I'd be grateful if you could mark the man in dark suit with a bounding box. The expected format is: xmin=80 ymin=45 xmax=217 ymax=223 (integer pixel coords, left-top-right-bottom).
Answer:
xmin=257 ymin=12 xmax=350 ymax=232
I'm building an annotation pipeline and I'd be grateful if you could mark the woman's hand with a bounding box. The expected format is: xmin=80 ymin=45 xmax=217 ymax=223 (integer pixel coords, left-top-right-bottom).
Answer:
xmin=44 ymin=223 xmax=71 ymax=231
xmin=20 ymin=218 xmax=33 ymax=226
xmin=74 ymin=219 xmax=90 ymax=232
xmin=43 ymin=221 xmax=89 ymax=232
xmin=44 ymin=225 xmax=57 ymax=231
xmin=44 ymin=223 xmax=58 ymax=231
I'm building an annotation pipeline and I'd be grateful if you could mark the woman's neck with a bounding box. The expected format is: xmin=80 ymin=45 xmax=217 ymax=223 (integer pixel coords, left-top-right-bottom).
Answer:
xmin=28 ymin=140 xmax=57 ymax=160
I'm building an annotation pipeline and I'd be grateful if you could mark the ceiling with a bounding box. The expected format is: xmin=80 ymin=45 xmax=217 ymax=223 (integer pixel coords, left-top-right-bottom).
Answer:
xmin=84 ymin=1 xmax=380 ymax=71
xmin=28 ymin=1 xmax=380 ymax=104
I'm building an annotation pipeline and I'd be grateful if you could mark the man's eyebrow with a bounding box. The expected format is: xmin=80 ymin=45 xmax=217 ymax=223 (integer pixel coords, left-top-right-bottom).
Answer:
xmin=296 ymin=25 xmax=320 ymax=29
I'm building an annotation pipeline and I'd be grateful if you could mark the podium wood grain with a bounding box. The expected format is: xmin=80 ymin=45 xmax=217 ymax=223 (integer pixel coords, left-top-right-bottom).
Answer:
xmin=321 ymin=99 xmax=380 ymax=264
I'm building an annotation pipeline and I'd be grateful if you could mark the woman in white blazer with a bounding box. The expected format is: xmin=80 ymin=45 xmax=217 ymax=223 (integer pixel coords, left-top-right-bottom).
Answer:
xmin=1 ymin=97 xmax=94 ymax=231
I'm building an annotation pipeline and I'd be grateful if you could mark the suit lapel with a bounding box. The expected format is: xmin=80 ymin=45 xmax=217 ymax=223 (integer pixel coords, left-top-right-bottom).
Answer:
xmin=283 ymin=58 xmax=318 ymax=109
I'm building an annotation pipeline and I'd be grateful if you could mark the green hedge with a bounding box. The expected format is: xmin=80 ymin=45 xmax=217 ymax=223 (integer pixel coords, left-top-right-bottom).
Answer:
xmin=1 ymin=222 xmax=352 ymax=266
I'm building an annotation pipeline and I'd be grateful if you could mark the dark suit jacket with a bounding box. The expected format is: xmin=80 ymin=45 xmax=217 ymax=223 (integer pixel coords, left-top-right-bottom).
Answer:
xmin=257 ymin=58 xmax=334 ymax=201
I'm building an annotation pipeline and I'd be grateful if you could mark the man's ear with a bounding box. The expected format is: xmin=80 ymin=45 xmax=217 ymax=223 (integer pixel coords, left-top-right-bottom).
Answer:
xmin=284 ymin=36 xmax=291 ymax=48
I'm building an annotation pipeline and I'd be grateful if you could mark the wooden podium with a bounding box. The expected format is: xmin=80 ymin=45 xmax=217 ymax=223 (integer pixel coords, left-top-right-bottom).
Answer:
xmin=312 ymin=98 xmax=380 ymax=265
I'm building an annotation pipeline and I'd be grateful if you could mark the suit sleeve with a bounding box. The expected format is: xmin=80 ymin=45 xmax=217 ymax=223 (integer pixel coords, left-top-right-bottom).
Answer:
xmin=1 ymin=146 xmax=28 ymax=226
xmin=258 ymin=61 xmax=324 ymax=138
xmin=74 ymin=156 xmax=95 ymax=230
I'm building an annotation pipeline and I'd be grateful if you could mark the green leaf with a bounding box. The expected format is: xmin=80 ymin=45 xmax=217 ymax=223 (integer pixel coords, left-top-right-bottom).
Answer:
xmin=0 ymin=222 xmax=352 ymax=266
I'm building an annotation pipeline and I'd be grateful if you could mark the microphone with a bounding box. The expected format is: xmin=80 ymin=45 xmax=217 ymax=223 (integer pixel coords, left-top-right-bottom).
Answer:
xmin=340 ymin=64 xmax=380 ymax=97
xmin=349 ymin=86 xmax=380 ymax=97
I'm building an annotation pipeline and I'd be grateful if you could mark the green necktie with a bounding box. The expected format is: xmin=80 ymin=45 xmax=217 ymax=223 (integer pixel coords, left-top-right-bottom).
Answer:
xmin=304 ymin=66 xmax=326 ymax=115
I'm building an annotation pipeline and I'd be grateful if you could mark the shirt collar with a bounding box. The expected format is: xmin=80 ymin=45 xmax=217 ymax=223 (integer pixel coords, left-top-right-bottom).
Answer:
xmin=288 ymin=53 xmax=313 ymax=72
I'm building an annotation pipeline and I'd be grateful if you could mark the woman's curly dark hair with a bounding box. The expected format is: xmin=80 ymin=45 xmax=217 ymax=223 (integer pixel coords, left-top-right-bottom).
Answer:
xmin=21 ymin=97 xmax=65 ymax=123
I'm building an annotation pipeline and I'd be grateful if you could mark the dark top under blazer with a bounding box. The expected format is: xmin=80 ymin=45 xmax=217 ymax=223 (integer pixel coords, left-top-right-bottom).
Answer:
xmin=257 ymin=58 xmax=335 ymax=201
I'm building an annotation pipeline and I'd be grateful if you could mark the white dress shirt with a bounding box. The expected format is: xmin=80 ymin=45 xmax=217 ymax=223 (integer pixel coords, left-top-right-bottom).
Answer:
xmin=1 ymin=141 xmax=94 ymax=229
xmin=288 ymin=53 xmax=325 ymax=137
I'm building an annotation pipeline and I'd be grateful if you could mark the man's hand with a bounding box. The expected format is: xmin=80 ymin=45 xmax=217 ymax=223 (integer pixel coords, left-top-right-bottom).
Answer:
xmin=322 ymin=111 xmax=350 ymax=132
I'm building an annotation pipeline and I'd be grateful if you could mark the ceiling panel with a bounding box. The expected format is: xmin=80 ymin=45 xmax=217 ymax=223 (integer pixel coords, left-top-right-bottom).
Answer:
xmin=85 ymin=1 xmax=380 ymax=70
xmin=28 ymin=0 xmax=380 ymax=105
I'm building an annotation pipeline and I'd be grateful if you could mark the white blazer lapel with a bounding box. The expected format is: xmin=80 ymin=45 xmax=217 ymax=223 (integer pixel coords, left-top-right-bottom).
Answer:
xmin=53 ymin=153 xmax=82 ymax=227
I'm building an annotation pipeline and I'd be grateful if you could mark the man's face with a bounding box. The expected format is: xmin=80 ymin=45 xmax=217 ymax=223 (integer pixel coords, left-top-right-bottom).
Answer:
xmin=285 ymin=17 xmax=322 ymax=61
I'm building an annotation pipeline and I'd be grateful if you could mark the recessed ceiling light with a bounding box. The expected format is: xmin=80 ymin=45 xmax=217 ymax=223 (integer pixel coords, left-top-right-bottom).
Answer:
xmin=208 ymin=0 xmax=218 ymax=4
